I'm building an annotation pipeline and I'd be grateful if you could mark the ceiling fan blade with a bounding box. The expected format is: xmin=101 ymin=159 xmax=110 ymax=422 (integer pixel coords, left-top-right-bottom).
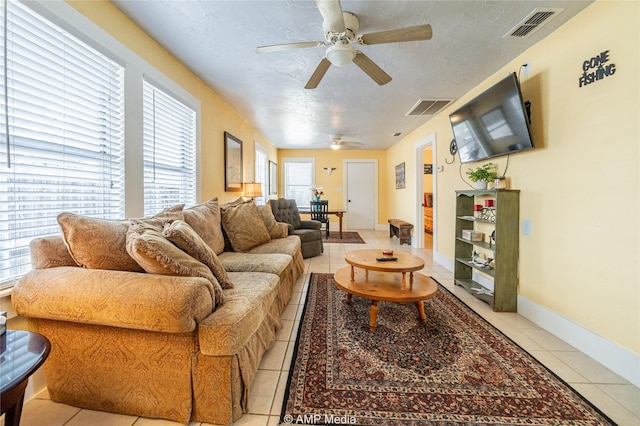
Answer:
xmin=256 ymin=41 xmax=325 ymax=53
xmin=305 ymin=58 xmax=331 ymax=89
xmin=359 ymin=24 xmax=432 ymax=45
xmin=315 ymin=0 xmax=345 ymax=34
xmin=353 ymin=52 xmax=392 ymax=86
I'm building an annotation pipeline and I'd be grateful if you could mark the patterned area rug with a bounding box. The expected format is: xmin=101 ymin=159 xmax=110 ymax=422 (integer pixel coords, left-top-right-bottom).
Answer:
xmin=281 ymin=273 xmax=616 ymax=425
xmin=323 ymin=231 xmax=365 ymax=244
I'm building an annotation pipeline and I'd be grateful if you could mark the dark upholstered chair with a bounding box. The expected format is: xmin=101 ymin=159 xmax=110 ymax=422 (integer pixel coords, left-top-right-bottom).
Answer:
xmin=269 ymin=198 xmax=323 ymax=258
xmin=310 ymin=200 xmax=329 ymax=239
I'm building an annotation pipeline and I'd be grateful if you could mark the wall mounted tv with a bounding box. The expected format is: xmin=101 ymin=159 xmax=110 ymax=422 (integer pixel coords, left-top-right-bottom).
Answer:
xmin=449 ymin=72 xmax=533 ymax=164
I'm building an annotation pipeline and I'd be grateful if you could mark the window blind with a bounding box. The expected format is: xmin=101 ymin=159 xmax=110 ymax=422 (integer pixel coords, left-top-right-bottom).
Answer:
xmin=0 ymin=0 xmax=125 ymax=288
xmin=284 ymin=160 xmax=313 ymax=208
xmin=255 ymin=147 xmax=266 ymax=205
xmin=142 ymin=80 xmax=196 ymax=216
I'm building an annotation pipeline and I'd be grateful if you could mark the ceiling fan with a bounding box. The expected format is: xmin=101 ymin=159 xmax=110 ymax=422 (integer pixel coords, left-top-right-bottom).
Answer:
xmin=330 ymin=135 xmax=364 ymax=150
xmin=256 ymin=0 xmax=432 ymax=89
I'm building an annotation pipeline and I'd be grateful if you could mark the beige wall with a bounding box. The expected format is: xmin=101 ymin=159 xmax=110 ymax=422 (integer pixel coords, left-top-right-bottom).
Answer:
xmin=68 ymin=0 xmax=278 ymax=204
xmin=387 ymin=0 xmax=639 ymax=355
xmin=277 ymin=149 xmax=389 ymax=224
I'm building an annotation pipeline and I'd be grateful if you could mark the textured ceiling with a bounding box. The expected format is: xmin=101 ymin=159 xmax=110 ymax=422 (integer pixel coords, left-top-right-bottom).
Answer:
xmin=111 ymin=0 xmax=592 ymax=150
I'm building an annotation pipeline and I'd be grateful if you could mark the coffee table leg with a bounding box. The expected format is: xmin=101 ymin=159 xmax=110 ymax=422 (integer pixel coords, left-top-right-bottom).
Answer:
xmin=416 ymin=301 xmax=427 ymax=323
xmin=346 ymin=293 xmax=352 ymax=304
xmin=350 ymin=266 xmax=354 ymax=281
xmin=369 ymin=301 xmax=379 ymax=331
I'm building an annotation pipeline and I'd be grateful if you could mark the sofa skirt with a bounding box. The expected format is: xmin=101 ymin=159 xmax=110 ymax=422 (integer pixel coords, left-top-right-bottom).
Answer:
xmin=39 ymin=320 xmax=194 ymax=424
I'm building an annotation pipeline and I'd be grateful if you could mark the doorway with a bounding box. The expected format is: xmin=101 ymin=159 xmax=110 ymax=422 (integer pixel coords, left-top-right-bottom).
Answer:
xmin=345 ymin=159 xmax=377 ymax=230
xmin=414 ymin=134 xmax=436 ymax=249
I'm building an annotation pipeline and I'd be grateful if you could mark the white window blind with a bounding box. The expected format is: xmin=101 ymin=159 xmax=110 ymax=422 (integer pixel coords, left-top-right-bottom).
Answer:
xmin=255 ymin=146 xmax=266 ymax=205
xmin=0 ymin=0 xmax=125 ymax=288
xmin=142 ymin=80 xmax=196 ymax=216
xmin=284 ymin=159 xmax=314 ymax=208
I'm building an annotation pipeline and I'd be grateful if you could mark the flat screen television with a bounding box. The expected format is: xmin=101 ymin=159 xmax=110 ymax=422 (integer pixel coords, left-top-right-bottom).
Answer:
xmin=449 ymin=72 xmax=533 ymax=164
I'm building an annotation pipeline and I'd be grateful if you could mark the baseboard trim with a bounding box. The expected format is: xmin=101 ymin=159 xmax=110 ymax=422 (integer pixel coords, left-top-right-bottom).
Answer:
xmin=435 ymin=252 xmax=639 ymax=387
xmin=518 ymin=295 xmax=640 ymax=387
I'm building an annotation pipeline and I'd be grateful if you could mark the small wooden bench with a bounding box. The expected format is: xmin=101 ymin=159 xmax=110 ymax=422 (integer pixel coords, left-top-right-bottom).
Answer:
xmin=388 ymin=219 xmax=413 ymax=245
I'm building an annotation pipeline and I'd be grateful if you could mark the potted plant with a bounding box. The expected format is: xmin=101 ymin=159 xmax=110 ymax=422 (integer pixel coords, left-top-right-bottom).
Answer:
xmin=466 ymin=163 xmax=497 ymax=189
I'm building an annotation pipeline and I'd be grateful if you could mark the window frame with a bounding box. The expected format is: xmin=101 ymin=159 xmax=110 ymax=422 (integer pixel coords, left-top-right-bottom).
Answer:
xmin=282 ymin=157 xmax=315 ymax=209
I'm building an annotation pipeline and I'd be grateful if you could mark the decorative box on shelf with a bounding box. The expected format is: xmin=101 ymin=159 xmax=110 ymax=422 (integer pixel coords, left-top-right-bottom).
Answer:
xmin=462 ymin=230 xmax=483 ymax=241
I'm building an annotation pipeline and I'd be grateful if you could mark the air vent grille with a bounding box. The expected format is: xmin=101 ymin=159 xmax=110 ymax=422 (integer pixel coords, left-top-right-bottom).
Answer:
xmin=406 ymin=99 xmax=452 ymax=116
xmin=505 ymin=8 xmax=564 ymax=38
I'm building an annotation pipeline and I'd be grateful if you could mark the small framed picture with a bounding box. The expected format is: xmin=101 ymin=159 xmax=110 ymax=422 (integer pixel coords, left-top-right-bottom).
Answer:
xmin=269 ymin=161 xmax=277 ymax=195
xmin=424 ymin=164 xmax=433 ymax=174
xmin=395 ymin=162 xmax=405 ymax=189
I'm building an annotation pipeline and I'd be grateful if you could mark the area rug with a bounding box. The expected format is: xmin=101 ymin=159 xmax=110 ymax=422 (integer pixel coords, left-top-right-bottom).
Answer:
xmin=280 ymin=273 xmax=616 ymax=425
xmin=324 ymin=231 xmax=365 ymax=244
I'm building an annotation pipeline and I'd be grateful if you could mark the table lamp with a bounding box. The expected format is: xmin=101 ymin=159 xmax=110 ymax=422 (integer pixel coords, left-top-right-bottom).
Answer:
xmin=243 ymin=182 xmax=263 ymax=202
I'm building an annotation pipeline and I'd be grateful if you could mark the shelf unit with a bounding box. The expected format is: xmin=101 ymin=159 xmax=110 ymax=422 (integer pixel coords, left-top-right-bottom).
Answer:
xmin=454 ymin=189 xmax=519 ymax=312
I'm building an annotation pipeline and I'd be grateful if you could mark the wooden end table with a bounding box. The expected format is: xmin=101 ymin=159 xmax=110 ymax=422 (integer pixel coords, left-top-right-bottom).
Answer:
xmin=1 ymin=330 xmax=51 ymax=426
xmin=335 ymin=249 xmax=438 ymax=331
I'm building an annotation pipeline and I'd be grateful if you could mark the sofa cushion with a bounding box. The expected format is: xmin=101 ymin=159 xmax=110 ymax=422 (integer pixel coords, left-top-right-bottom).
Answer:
xmin=163 ymin=220 xmax=234 ymax=289
xmin=183 ymin=198 xmax=225 ymax=255
xmin=257 ymin=205 xmax=288 ymax=239
xmin=29 ymin=236 xmax=78 ymax=269
xmin=220 ymin=201 xmax=271 ymax=252
xmin=126 ymin=220 xmax=223 ymax=307
xmin=218 ymin=252 xmax=291 ymax=276
xmin=198 ymin=272 xmax=280 ymax=356
xmin=57 ymin=205 xmax=184 ymax=272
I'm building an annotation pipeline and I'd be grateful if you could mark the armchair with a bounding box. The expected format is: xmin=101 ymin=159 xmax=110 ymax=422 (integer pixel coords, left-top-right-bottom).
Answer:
xmin=268 ymin=198 xmax=323 ymax=258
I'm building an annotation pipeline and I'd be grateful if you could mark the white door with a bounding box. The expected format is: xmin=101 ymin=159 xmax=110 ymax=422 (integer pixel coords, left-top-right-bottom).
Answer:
xmin=345 ymin=160 xmax=377 ymax=230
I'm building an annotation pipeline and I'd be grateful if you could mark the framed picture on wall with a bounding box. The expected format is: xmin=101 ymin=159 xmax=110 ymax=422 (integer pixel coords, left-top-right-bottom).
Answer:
xmin=395 ymin=162 xmax=405 ymax=189
xmin=269 ymin=161 xmax=277 ymax=195
xmin=424 ymin=164 xmax=432 ymax=174
xmin=224 ymin=132 xmax=243 ymax=192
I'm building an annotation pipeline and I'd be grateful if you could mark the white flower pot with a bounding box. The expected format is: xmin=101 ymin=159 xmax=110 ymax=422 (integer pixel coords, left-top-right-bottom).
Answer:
xmin=474 ymin=181 xmax=487 ymax=190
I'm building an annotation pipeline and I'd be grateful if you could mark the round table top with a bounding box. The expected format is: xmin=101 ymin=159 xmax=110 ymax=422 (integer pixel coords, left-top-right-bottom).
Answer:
xmin=1 ymin=330 xmax=51 ymax=395
xmin=344 ymin=249 xmax=425 ymax=273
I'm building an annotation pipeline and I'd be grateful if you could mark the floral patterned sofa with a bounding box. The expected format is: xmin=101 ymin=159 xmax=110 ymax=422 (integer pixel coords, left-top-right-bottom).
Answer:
xmin=11 ymin=197 xmax=304 ymax=425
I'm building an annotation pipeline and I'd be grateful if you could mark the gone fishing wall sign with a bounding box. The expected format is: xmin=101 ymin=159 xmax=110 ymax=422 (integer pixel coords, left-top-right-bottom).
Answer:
xmin=579 ymin=50 xmax=616 ymax=87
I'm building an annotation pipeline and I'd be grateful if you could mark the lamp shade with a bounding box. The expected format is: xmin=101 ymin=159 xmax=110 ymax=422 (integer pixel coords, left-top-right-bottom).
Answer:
xmin=243 ymin=182 xmax=263 ymax=198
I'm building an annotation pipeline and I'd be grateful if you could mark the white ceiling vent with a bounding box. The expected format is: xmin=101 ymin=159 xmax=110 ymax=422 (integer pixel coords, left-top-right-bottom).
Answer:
xmin=504 ymin=7 xmax=564 ymax=38
xmin=406 ymin=99 xmax=452 ymax=116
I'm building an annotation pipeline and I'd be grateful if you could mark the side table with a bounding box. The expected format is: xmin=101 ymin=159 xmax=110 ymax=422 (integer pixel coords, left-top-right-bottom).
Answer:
xmin=1 ymin=330 xmax=51 ymax=426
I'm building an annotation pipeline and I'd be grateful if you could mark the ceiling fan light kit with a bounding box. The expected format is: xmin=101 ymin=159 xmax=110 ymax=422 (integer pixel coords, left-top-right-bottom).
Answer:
xmin=326 ymin=42 xmax=356 ymax=66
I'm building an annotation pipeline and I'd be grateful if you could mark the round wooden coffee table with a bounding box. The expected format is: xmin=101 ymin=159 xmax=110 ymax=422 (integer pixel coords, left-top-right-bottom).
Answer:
xmin=335 ymin=249 xmax=438 ymax=331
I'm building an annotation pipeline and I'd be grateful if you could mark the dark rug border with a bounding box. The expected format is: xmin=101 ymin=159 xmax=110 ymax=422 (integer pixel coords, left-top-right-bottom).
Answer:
xmin=279 ymin=273 xmax=618 ymax=425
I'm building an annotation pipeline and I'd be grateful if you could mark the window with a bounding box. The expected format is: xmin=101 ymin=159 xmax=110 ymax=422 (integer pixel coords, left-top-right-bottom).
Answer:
xmin=255 ymin=144 xmax=266 ymax=205
xmin=142 ymin=80 xmax=196 ymax=215
xmin=0 ymin=0 xmax=125 ymax=288
xmin=283 ymin=159 xmax=314 ymax=208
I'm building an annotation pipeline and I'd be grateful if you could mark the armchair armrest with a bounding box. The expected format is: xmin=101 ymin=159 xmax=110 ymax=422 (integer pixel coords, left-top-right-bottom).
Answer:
xmin=12 ymin=267 xmax=214 ymax=333
xmin=299 ymin=220 xmax=322 ymax=230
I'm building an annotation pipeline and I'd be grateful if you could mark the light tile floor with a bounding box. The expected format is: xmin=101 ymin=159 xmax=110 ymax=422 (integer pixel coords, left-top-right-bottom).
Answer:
xmin=3 ymin=230 xmax=638 ymax=426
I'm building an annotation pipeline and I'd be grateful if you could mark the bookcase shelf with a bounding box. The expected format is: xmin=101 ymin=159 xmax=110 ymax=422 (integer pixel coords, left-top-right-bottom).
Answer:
xmin=454 ymin=189 xmax=519 ymax=312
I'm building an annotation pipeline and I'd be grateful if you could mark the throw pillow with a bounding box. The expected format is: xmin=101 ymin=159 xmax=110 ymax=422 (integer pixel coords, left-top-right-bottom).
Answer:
xmin=57 ymin=205 xmax=184 ymax=271
xmin=126 ymin=220 xmax=224 ymax=307
xmin=257 ymin=205 xmax=288 ymax=239
xmin=163 ymin=220 xmax=234 ymax=289
xmin=220 ymin=201 xmax=271 ymax=252
xmin=183 ymin=198 xmax=225 ymax=255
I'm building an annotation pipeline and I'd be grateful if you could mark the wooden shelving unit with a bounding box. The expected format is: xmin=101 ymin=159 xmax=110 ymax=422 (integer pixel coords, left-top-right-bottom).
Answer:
xmin=454 ymin=189 xmax=519 ymax=312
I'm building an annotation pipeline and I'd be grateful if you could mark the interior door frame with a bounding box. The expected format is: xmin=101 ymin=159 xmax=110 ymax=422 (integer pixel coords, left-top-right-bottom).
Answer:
xmin=343 ymin=159 xmax=378 ymax=230
xmin=414 ymin=133 xmax=437 ymax=249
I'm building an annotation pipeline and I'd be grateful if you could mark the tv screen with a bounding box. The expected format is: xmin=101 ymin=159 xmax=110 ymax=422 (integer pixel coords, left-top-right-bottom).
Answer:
xmin=449 ymin=72 xmax=533 ymax=164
